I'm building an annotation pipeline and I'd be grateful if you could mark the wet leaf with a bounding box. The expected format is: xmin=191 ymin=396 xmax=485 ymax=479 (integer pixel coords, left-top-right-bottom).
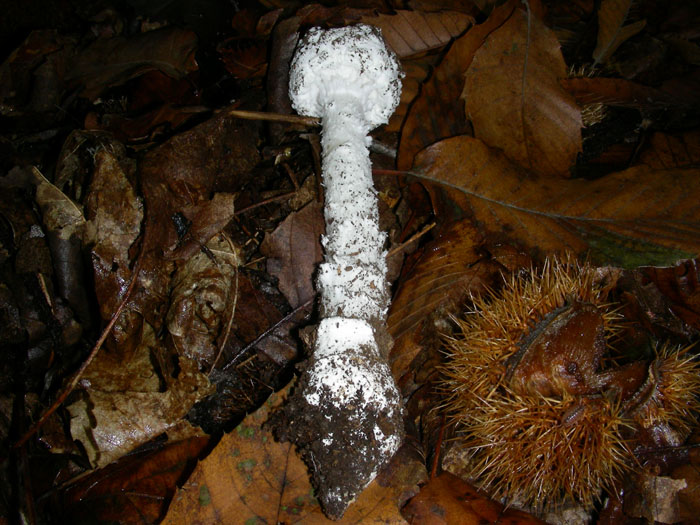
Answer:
xmin=463 ymin=6 xmax=582 ymax=178
xmin=68 ymin=325 xmax=214 ymax=468
xmin=362 ymin=10 xmax=473 ymax=58
xmin=163 ymin=383 xmax=409 ymax=524
xmin=402 ymin=472 xmax=547 ymax=524
xmin=413 ymin=136 xmax=700 ymax=267
xmin=84 ymin=147 xmax=142 ymax=322
xmin=638 ymin=131 xmax=700 ymax=169
xmin=260 ymin=201 xmax=323 ymax=308
xmin=166 ymin=234 xmax=239 ymax=369
xmin=60 ymin=436 xmax=210 ymax=524
xmin=593 ymin=0 xmax=646 ymax=66
xmin=66 ymin=27 xmax=198 ymax=100
xmin=396 ymin=1 xmax=515 ymax=170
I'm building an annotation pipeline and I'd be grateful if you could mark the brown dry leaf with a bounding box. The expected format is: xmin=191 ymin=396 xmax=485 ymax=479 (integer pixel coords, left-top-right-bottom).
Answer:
xmin=401 ymin=472 xmax=547 ymax=525
xmin=625 ymin=474 xmax=687 ymax=523
xmin=638 ymin=131 xmax=700 ymax=169
xmin=592 ymin=0 xmax=647 ymax=66
xmin=60 ymin=436 xmax=210 ymax=524
xmin=635 ymin=259 xmax=700 ymax=332
xmin=165 ymin=192 xmax=237 ymax=261
xmin=66 ymin=26 xmax=198 ymax=100
xmin=362 ymin=10 xmax=473 ymax=59
xmin=163 ymin=382 xmax=409 ymax=524
xmin=673 ymin=432 xmax=700 ymax=522
xmin=385 ymin=58 xmax=435 ymax=133
xmin=260 ymin=201 xmax=323 ymax=308
xmin=387 ymin=220 xmax=497 ymax=389
xmin=396 ymin=1 xmax=517 ymax=170
xmin=413 ymin=136 xmax=700 ymax=267
xmin=463 ymin=6 xmax=582 ymax=178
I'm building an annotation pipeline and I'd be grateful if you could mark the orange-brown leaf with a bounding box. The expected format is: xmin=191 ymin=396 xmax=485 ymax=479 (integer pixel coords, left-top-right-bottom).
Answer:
xmin=402 ymin=473 xmax=547 ymax=525
xmin=163 ymin=383 xmax=409 ymax=524
xmin=362 ymin=10 xmax=474 ymax=59
xmin=638 ymin=131 xmax=700 ymax=169
xmin=593 ymin=0 xmax=646 ymax=66
xmin=413 ymin=136 xmax=700 ymax=267
xmin=463 ymin=7 xmax=582 ymax=178
xmin=396 ymin=0 xmax=517 ymax=170
xmin=387 ymin=220 xmax=497 ymax=386
xmin=61 ymin=437 xmax=210 ymax=524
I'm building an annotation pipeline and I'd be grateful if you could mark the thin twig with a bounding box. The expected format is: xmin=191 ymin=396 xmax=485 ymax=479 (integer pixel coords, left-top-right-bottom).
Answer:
xmin=234 ymin=191 xmax=297 ymax=216
xmin=13 ymin=258 xmax=142 ymax=450
xmin=209 ymin=233 xmax=240 ymax=374
xmin=224 ymin=109 xmax=320 ymax=128
xmin=222 ymin=296 xmax=315 ymax=372
xmin=431 ymin=413 xmax=447 ymax=479
xmin=387 ymin=222 xmax=436 ymax=258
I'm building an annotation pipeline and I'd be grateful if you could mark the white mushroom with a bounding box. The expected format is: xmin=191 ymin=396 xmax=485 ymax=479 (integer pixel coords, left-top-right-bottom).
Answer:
xmin=280 ymin=24 xmax=404 ymax=519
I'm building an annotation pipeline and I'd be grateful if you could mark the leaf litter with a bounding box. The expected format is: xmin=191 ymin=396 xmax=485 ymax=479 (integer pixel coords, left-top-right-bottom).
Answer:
xmin=2 ymin=0 xmax=700 ymax=523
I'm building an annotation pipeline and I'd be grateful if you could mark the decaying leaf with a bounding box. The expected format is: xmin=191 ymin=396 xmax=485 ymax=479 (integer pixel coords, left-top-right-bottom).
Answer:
xmin=387 ymin=220 xmax=499 ymax=392
xmin=463 ymin=5 xmax=582 ymax=178
xmin=167 ymin=234 xmax=239 ymax=369
xmin=163 ymin=382 xmax=411 ymax=524
xmin=83 ymin=146 xmax=142 ymax=323
xmin=68 ymin=323 xmax=214 ymax=468
xmin=413 ymin=136 xmax=700 ymax=267
xmin=260 ymin=201 xmax=323 ymax=308
xmin=593 ymin=0 xmax=647 ymax=66
xmin=562 ymin=76 xmax=678 ymax=110
xmin=638 ymin=131 xmax=700 ymax=169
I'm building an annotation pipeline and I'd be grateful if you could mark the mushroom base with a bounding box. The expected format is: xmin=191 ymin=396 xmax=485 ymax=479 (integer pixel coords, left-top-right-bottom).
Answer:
xmin=270 ymin=324 xmax=403 ymax=519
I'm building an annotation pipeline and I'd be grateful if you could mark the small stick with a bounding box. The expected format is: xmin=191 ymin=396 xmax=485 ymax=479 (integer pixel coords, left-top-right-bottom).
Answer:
xmin=387 ymin=222 xmax=436 ymax=258
xmin=224 ymin=108 xmax=320 ymax=127
xmin=13 ymin=259 xmax=142 ymax=450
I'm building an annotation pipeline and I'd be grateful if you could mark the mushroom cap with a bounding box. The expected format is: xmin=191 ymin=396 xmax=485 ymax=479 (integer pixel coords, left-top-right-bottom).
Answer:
xmin=289 ymin=24 xmax=402 ymax=130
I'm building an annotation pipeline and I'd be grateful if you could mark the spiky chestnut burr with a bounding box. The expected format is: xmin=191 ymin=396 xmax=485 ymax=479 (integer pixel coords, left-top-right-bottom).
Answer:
xmin=440 ymin=257 xmax=700 ymax=513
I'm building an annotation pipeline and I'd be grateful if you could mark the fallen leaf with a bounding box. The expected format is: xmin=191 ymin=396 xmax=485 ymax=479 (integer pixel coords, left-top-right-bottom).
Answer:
xmin=387 ymin=220 xmax=498 ymax=391
xmin=68 ymin=324 xmax=214 ymax=468
xmin=362 ymin=10 xmax=473 ymax=59
xmin=401 ymin=472 xmax=547 ymax=525
xmin=20 ymin=166 xmax=90 ymax=323
xmin=60 ymin=436 xmax=210 ymax=524
xmin=166 ymin=234 xmax=239 ymax=369
xmin=164 ymin=192 xmax=237 ymax=261
xmin=83 ymin=146 xmax=142 ymax=322
xmin=463 ymin=6 xmax=582 ymax=178
xmin=593 ymin=0 xmax=647 ymax=66
xmin=66 ymin=27 xmax=198 ymax=100
xmin=413 ymin=136 xmax=700 ymax=267
xmin=260 ymin=201 xmax=324 ymax=308
xmin=163 ymin=382 xmax=409 ymax=524
xmin=638 ymin=131 xmax=700 ymax=169
xmin=397 ymin=1 xmax=516 ymax=170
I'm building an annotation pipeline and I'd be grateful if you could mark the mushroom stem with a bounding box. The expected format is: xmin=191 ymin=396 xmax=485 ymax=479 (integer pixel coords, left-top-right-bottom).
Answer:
xmin=277 ymin=24 xmax=404 ymax=519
